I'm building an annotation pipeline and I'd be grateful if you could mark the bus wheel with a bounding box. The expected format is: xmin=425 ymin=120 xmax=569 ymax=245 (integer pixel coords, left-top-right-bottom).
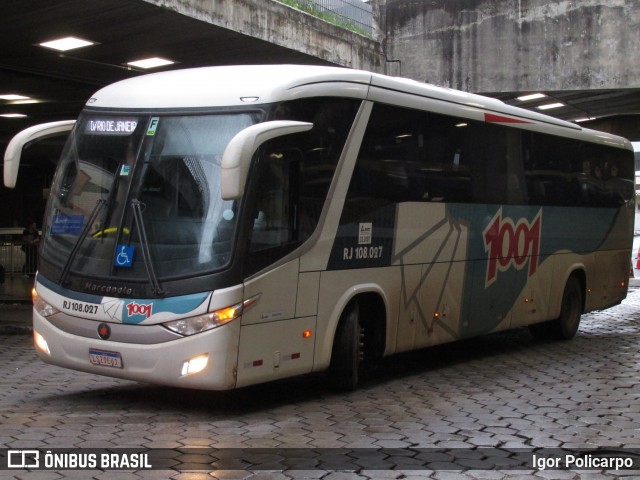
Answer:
xmin=553 ymin=276 xmax=583 ymax=340
xmin=329 ymin=301 xmax=363 ymax=391
xmin=529 ymin=276 xmax=583 ymax=340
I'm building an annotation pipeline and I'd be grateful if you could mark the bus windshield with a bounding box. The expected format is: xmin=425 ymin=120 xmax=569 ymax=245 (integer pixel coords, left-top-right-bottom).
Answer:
xmin=41 ymin=112 xmax=260 ymax=286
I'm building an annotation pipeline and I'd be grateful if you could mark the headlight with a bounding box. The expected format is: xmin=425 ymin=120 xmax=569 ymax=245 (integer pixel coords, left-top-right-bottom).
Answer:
xmin=32 ymin=289 xmax=59 ymax=318
xmin=163 ymin=301 xmax=248 ymax=336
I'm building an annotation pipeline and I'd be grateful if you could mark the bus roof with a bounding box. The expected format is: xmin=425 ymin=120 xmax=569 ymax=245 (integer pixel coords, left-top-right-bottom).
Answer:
xmin=88 ymin=64 xmax=631 ymax=151
xmin=89 ymin=65 xmax=372 ymax=109
xmin=90 ymin=64 xmax=513 ymax=113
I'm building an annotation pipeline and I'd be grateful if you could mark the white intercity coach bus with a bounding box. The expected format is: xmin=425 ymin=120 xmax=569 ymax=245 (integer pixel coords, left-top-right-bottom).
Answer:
xmin=4 ymin=65 xmax=634 ymax=390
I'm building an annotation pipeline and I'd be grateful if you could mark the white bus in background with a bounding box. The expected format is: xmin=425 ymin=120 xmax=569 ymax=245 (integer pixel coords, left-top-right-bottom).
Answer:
xmin=4 ymin=65 xmax=634 ymax=390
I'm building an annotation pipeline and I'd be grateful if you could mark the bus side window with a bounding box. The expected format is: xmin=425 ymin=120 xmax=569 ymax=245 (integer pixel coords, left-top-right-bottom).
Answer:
xmin=343 ymin=103 xmax=476 ymax=225
xmin=522 ymin=132 xmax=635 ymax=208
xmin=244 ymin=99 xmax=361 ymax=275
xmin=249 ymin=147 xmax=301 ymax=249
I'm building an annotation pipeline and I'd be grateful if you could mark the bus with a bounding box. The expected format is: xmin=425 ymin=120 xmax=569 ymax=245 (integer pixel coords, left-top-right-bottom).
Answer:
xmin=4 ymin=65 xmax=634 ymax=390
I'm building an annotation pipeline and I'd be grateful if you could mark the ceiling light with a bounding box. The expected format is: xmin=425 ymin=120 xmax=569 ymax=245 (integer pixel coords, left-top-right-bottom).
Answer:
xmin=0 ymin=94 xmax=30 ymax=101
xmin=127 ymin=57 xmax=175 ymax=69
xmin=0 ymin=113 xmax=27 ymax=118
xmin=39 ymin=36 xmax=95 ymax=51
xmin=574 ymin=117 xmax=596 ymax=123
xmin=537 ymin=102 xmax=565 ymax=110
xmin=517 ymin=93 xmax=547 ymax=102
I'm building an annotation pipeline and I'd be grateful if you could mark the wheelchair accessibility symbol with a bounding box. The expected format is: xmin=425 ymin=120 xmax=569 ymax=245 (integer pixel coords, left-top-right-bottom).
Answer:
xmin=114 ymin=244 xmax=134 ymax=268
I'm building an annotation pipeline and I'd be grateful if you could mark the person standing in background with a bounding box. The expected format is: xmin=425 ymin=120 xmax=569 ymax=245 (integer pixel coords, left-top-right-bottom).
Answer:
xmin=22 ymin=220 xmax=40 ymax=276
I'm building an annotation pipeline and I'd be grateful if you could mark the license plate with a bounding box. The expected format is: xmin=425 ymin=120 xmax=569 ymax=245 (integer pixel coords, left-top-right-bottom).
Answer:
xmin=89 ymin=349 xmax=123 ymax=368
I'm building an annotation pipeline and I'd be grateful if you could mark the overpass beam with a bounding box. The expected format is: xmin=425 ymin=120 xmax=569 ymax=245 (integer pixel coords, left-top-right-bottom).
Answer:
xmin=143 ymin=0 xmax=384 ymax=72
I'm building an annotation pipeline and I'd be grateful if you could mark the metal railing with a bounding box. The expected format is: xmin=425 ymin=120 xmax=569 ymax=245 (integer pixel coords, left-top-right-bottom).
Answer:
xmin=277 ymin=0 xmax=373 ymax=36
xmin=0 ymin=241 xmax=37 ymax=276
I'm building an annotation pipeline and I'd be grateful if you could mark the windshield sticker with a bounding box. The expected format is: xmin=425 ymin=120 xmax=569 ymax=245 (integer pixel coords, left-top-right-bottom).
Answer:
xmin=120 ymin=164 xmax=131 ymax=176
xmin=146 ymin=117 xmax=160 ymax=136
xmin=51 ymin=214 xmax=84 ymax=235
xmin=114 ymin=245 xmax=134 ymax=268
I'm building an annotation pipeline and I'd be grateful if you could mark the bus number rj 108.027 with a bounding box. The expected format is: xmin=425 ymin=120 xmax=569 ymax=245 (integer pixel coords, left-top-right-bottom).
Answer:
xmin=62 ymin=300 xmax=99 ymax=315
xmin=343 ymin=245 xmax=384 ymax=261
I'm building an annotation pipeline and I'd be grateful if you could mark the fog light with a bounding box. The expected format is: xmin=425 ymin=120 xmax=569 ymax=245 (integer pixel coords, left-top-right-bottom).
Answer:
xmin=34 ymin=331 xmax=51 ymax=355
xmin=181 ymin=354 xmax=209 ymax=376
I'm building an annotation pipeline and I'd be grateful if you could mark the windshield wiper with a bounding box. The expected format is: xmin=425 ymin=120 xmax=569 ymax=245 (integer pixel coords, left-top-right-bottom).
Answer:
xmin=59 ymin=199 xmax=106 ymax=286
xmin=131 ymin=199 xmax=165 ymax=297
xmin=59 ymin=159 xmax=125 ymax=285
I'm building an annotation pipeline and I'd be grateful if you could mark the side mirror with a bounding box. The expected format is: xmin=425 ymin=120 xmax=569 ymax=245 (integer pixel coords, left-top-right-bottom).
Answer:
xmin=221 ymin=120 xmax=312 ymax=200
xmin=4 ymin=120 xmax=76 ymax=188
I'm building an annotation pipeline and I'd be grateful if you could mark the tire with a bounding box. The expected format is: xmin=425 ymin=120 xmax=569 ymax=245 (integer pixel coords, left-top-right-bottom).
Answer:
xmin=553 ymin=276 xmax=583 ymax=340
xmin=329 ymin=301 xmax=363 ymax=391
xmin=529 ymin=276 xmax=583 ymax=340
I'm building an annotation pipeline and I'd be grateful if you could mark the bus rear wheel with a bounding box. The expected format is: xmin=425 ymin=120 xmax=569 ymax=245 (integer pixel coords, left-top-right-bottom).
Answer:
xmin=329 ymin=301 xmax=363 ymax=391
xmin=529 ymin=276 xmax=583 ymax=340
xmin=554 ymin=276 xmax=583 ymax=339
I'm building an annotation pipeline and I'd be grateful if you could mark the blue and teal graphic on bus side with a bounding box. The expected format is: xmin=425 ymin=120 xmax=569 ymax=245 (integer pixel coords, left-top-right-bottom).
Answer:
xmin=122 ymin=292 xmax=210 ymax=324
xmin=447 ymin=204 xmax=620 ymax=337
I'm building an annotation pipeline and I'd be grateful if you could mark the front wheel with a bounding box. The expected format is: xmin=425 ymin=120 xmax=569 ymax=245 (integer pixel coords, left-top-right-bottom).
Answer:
xmin=329 ymin=301 xmax=363 ymax=391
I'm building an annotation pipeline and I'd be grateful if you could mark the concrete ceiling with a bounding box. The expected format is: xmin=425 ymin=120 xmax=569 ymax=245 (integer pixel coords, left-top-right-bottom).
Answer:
xmin=0 ymin=0 xmax=333 ymax=151
xmin=1 ymin=0 xmax=638 ymax=155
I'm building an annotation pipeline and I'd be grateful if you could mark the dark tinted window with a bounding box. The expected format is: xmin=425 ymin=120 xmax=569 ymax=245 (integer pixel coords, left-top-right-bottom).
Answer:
xmin=345 ymin=104 xmax=473 ymax=222
xmin=524 ymin=132 xmax=634 ymax=207
xmin=343 ymin=103 xmax=633 ymax=222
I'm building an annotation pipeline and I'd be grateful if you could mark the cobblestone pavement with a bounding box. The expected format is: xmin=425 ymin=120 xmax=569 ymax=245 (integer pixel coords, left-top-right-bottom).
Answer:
xmin=2 ymin=288 xmax=640 ymax=479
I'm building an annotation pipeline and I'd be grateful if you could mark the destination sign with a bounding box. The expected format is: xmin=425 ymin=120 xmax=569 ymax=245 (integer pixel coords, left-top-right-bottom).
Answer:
xmin=85 ymin=118 xmax=138 ymax=135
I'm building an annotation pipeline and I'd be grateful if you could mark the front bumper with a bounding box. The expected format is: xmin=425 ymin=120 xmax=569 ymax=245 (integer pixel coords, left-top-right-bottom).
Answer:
xmin=33 ymin=311 xmax=241 ymax=390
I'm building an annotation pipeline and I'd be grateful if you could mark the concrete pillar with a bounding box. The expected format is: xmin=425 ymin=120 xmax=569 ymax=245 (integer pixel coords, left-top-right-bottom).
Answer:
xmin=382 ymin=0 xmax=640 ymax=93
